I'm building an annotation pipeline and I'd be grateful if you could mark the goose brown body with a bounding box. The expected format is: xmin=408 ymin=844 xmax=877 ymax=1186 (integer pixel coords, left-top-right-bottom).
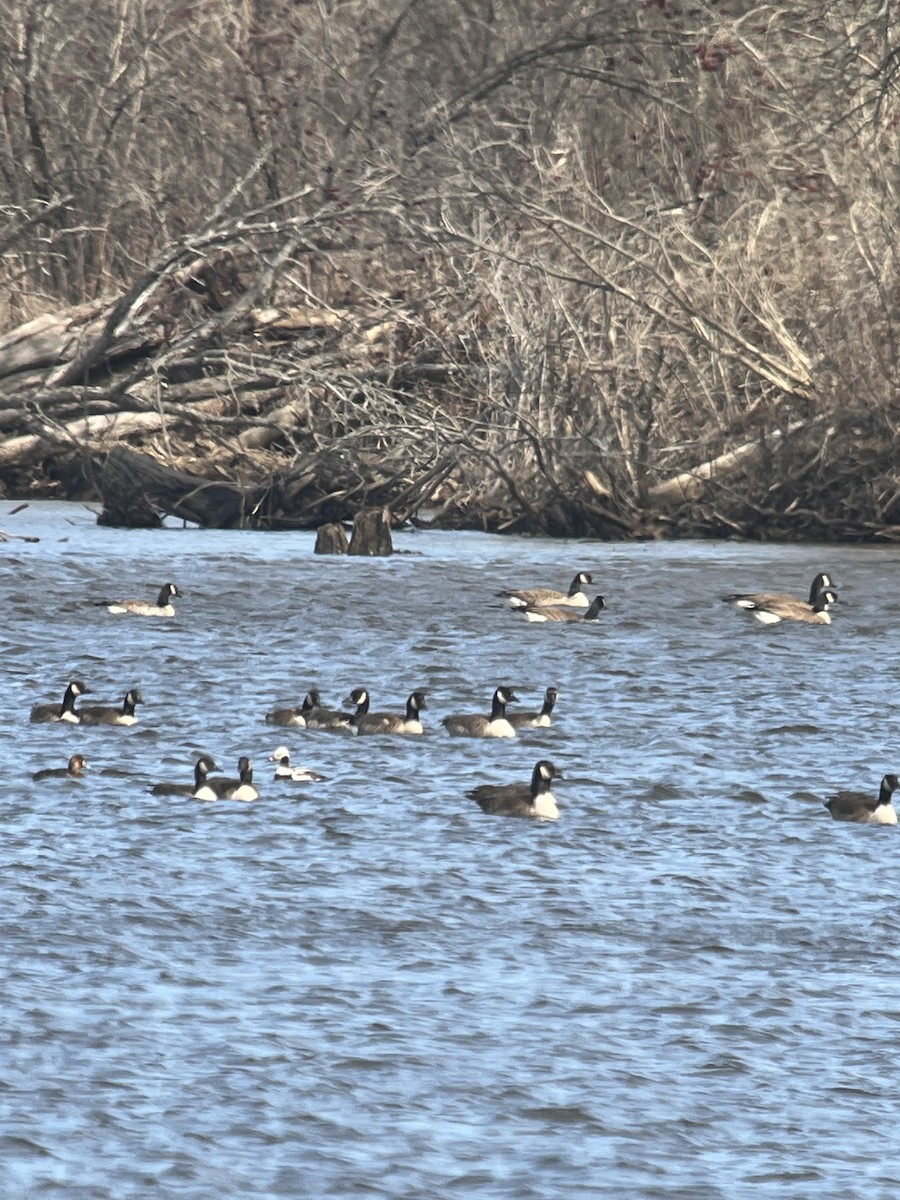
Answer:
xmin=30 ymin=681 xmax=91 ymax=724
xmin=498 ymin=572 xmax=593 ymax=610
xmin=825 ymin=774 xmax=900 ymax=825
xmin=33 ymin=754 xmax=88 ymax=781
xmin=737 ymin=590 xmax=837 ymax=626
xmin=303 ymin=691 xmax=356 ymax=731
xmin=468 ymin=760 xmax=564 ymax=820
xmin=151 ymin=754 xmax=218 ymax=797
xmin=442 ymin=686 xmax=518 ymax=738
xmin=508 ymin=687 xmax=558 ymax=729
xmin=79 ymin=688 xmax=143 ymax=726
xmin=723 ymin=573 xmax=835 ymax=624
xmin=356 ymin=690 xmax=427 ymax=735
xmin=101 ymin=583 xmax=180 ymax=617
xmin=265 ymin=690 xmax=321 ymax=728
xmin=522 ymin=595 xmax=606 ymax=623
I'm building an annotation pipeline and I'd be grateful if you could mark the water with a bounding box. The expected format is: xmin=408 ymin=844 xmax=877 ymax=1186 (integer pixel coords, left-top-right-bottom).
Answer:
xmin=2 ymin=502 xmax=900 ymax=1199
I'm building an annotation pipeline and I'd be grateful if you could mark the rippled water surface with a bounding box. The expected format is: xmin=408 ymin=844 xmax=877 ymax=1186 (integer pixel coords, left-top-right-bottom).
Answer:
xmin=3 ymin=502 xmax=900 ymax=1199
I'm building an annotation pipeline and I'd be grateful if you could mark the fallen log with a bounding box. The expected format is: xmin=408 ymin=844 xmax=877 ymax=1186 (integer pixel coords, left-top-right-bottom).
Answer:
xmin=0 ymin=303 xmax=107 ymax=378
xmin=97 ymin=446 xmax=255 ymax=528
xmin=647 ymin=421 xmax=806 ymax=507
xmin=0 ymin=410 xmax=173 ymax=468
xmin=0 ymin=400 xmax=229 ymax=469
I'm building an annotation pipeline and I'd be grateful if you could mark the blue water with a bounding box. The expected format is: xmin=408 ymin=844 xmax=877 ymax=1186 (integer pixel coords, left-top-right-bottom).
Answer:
xmin=2 ymin=502 xmax=900 ymax=1199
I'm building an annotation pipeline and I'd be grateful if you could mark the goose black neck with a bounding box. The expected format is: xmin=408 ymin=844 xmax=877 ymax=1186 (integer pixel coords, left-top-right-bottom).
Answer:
xmin=808 ymin=574 xmax=830 ymax=604
xmin=530 ymin=763 xmax=550 ymax=797
xmin=878 ymin=776 xmax=898 ymax=805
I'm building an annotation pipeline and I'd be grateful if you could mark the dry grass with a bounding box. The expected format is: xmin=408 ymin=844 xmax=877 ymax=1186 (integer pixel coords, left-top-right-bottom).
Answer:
xmin=1 ymin=0 xmax=898 ymax=537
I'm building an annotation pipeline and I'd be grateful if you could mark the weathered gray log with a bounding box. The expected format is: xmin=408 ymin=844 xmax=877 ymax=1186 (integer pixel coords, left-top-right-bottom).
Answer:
xmin=0 ymin=304 xmax=106 ymax=377
xmin=348 ymin=506 xmax=393 ymax=556
xmin=0 ymin=409 xmax=183 ymax=468
xmin=314 ymin=522 xmax=349 ymax=554
xmin=647 ymin=422 xmax=806 ymax=507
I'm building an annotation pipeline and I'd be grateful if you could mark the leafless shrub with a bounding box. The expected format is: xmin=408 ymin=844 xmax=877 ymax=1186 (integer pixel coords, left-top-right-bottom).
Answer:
xmin=1 ymin=0 xmax=899 ymax=535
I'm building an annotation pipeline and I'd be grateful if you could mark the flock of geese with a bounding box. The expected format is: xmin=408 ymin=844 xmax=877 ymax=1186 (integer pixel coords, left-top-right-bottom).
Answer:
xmin=25 ymin=567 xmax=897 ymax=824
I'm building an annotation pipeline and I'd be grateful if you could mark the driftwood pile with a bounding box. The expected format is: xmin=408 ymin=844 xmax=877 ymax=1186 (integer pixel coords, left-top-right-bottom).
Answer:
xmin=1 ymin=248 xmax=894 ymax=542
xmin=0 ymin=255 xmax=459 ymax=532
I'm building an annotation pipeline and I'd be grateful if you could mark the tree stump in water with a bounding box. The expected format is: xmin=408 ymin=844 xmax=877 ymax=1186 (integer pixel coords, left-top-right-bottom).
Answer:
xmin=314 ymin=522 xmax=349 ymax=554
xmin=348 ymin=506 xmax=393 ymax=556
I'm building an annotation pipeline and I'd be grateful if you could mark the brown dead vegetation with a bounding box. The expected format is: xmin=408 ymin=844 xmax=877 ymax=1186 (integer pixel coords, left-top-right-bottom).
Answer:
xmin=0 ymin=2 xmax=899 ymax=539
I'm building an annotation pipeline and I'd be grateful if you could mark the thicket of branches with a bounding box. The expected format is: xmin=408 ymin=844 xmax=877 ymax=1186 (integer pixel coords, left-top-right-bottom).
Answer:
xmin=1 ymin=0 xmax=899 ymax=537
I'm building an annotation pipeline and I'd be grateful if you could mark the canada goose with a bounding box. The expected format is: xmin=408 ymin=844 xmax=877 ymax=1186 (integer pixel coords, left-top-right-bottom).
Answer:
xmin=824 ymin=774 xmax=900 ymax=825
xmin=265 ymin=690 xmax=321 ymax=728
xmin=509 ymin=686 xmax=558 ymax=729
xmin=32 ymin=754 xmax=88 ymax=781
xmin=150 ymin=754 xmax=218 ymax=797
xmin=442 ymin=686 xmax=518 ymax=738
xmin=193 ymin=755 xmax=259 ymax=802
xmin=303 ymin=691 xmax=355 ymax=732
xmin=269 ymin=746 xmax=327 ymax=782
xmin=29 ymin=680 xmax=91 ymax=724
xmin=521 ymin=595 xmax=606 ymax=623
xmin=498 ymin=571 xmax=593 ymax=609
xmin=356 ymin=690 xmax=427 ymax=735
xmin=468 ymin=760 xmax=564 ymax=820
xmin=78 ymin=688 xmax=142 ymax=726
xmin=98 ymin=582 xmax=180 ymax=617
xmin=723 ymin=572 xmax=834 ymax=622
xmin=340 ymin=687 xmax=373 ymax=730
xmin=737 ymin=589 xmax=837 ymax=626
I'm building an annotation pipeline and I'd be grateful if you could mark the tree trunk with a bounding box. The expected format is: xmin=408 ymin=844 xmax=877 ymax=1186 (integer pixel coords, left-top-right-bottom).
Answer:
xmin=97 ymin=446 xmax=254 ymax=528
